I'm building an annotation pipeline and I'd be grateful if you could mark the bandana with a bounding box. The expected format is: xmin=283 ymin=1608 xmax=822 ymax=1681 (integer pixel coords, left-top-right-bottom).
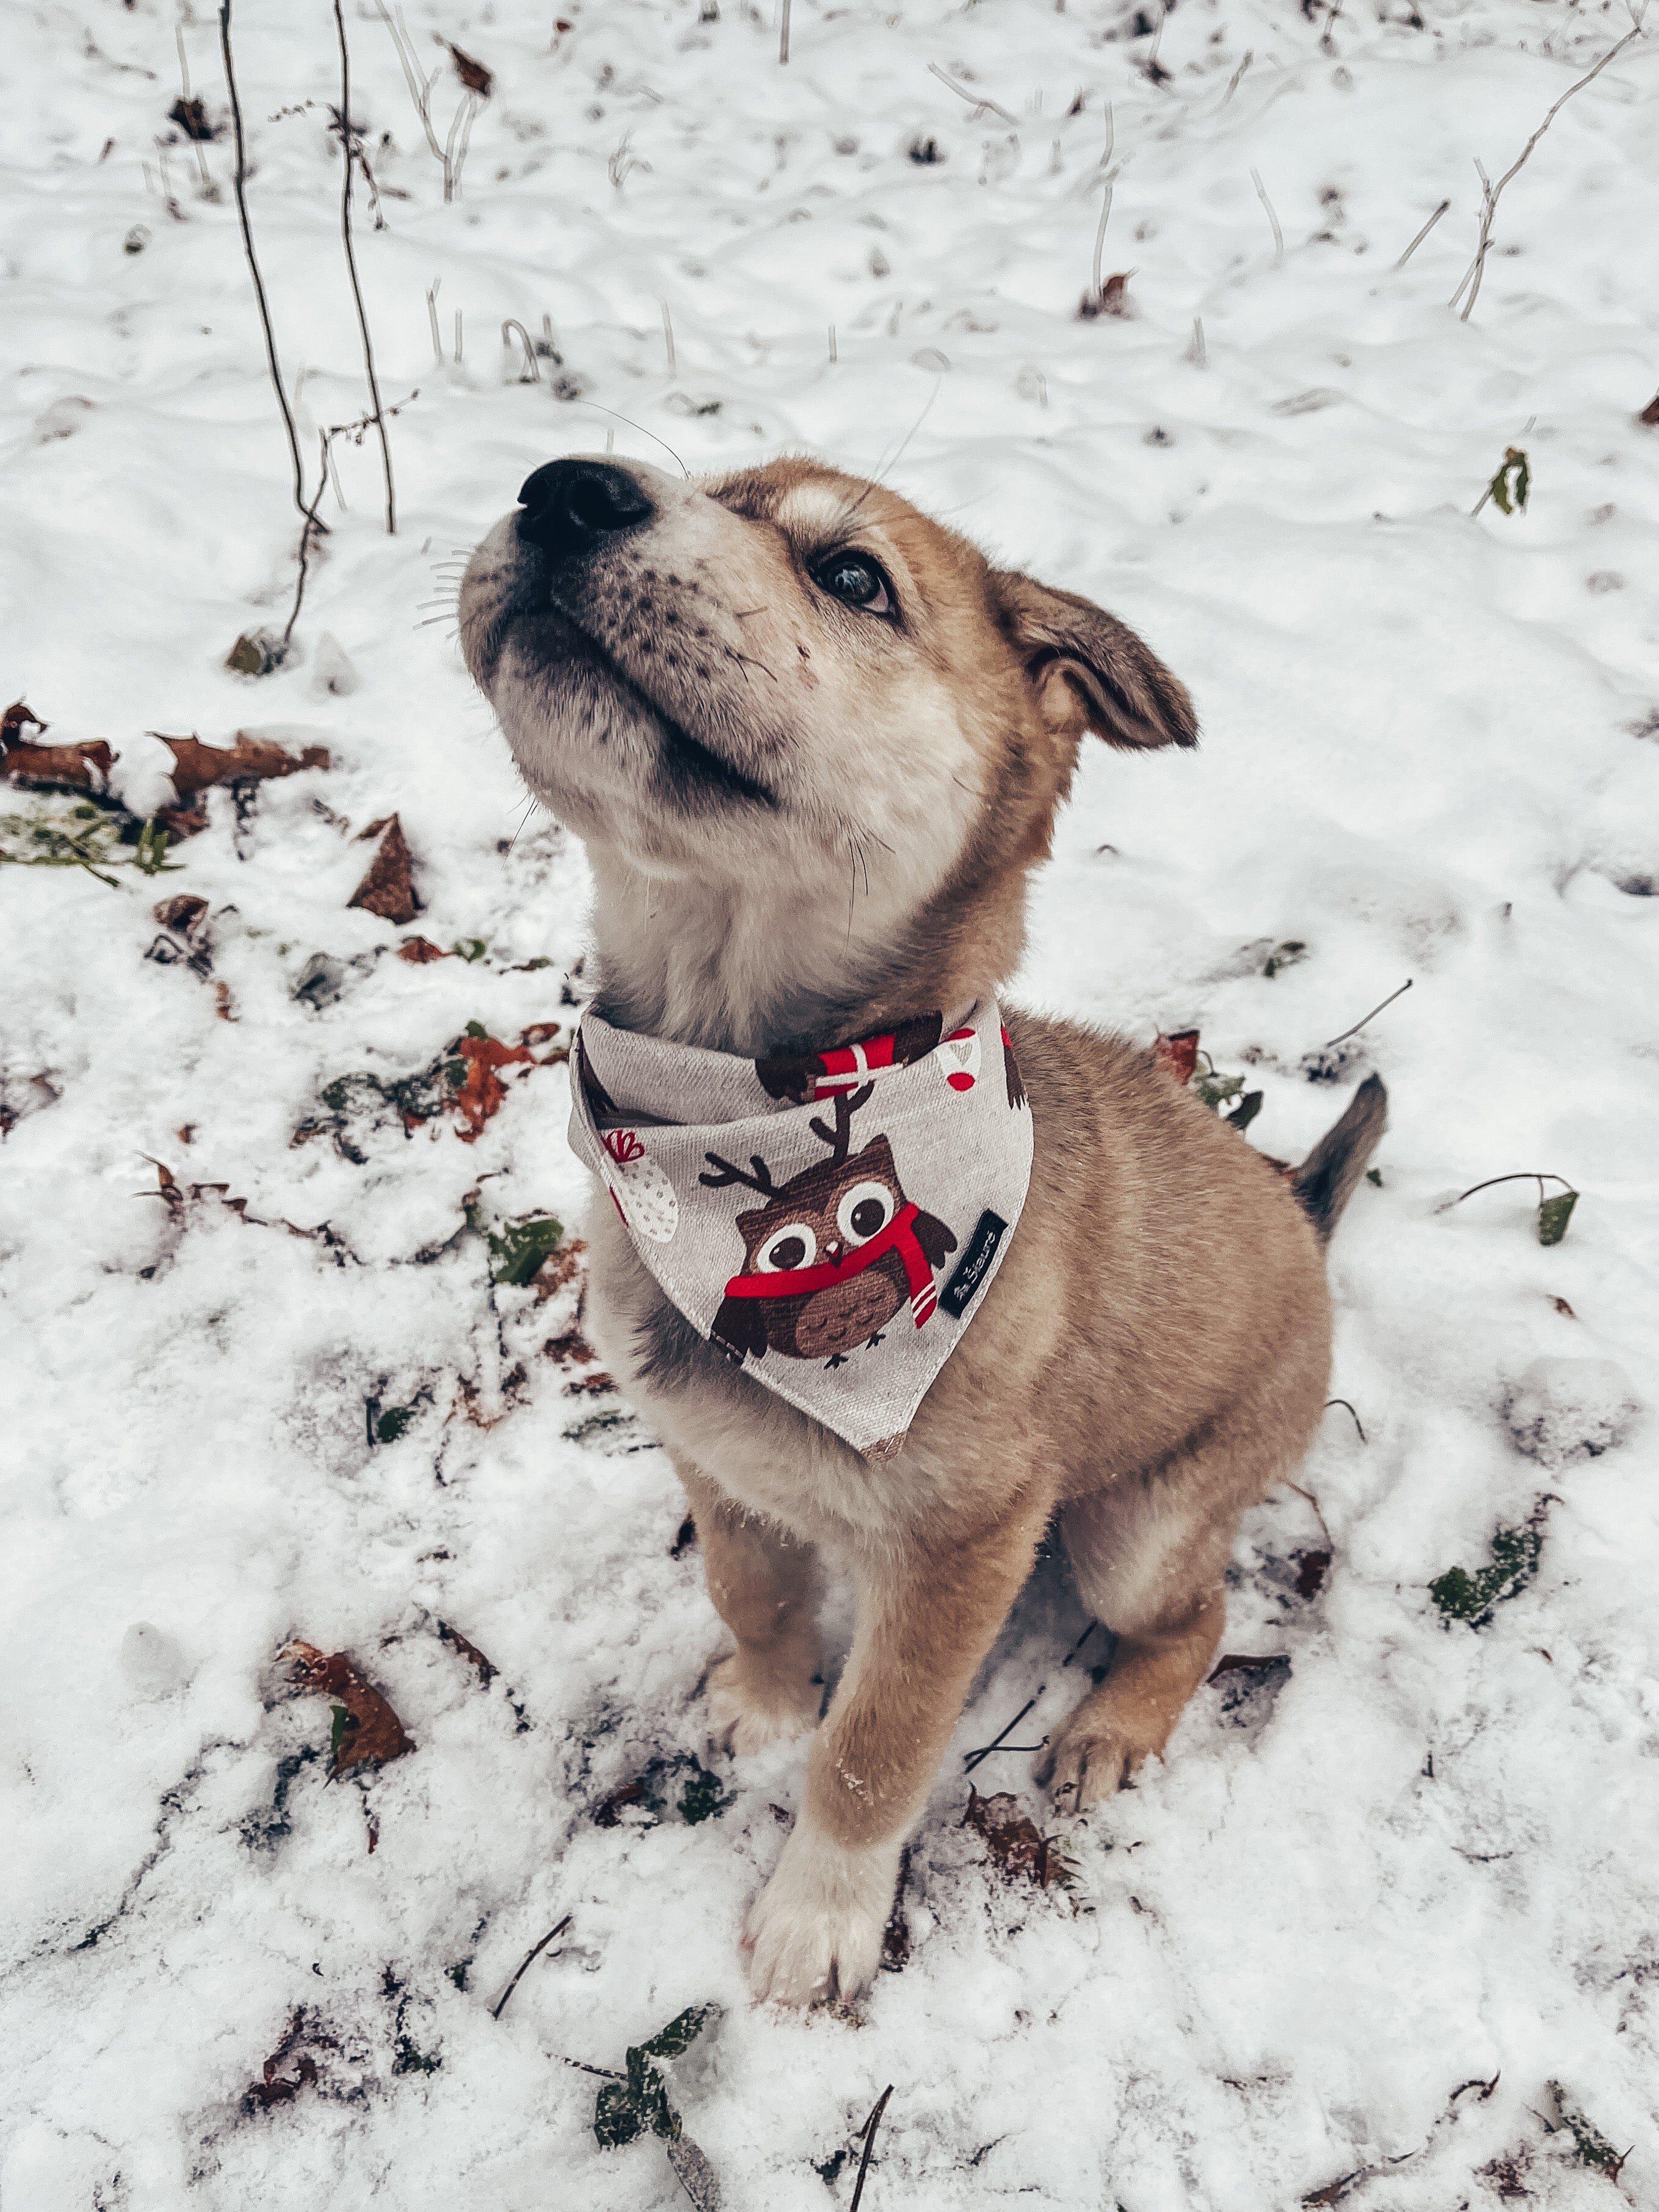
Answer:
xmin=567 ymin=999 xmax=1033 ymax=1457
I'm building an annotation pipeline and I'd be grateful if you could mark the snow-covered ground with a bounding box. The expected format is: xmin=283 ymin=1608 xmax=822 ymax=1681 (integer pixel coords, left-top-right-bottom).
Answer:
xmin=4 ymin=0 xmax=1659 ymax=2203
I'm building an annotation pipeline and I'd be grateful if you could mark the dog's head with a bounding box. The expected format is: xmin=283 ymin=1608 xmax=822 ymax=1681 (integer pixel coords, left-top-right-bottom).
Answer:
xmin=459 ymin=453 xmax=1195 ymax=1031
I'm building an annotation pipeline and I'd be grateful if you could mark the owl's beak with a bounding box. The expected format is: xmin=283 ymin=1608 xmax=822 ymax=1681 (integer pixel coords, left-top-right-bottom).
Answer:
xmin=824 ymin=1238 xmax=844 ymax=1262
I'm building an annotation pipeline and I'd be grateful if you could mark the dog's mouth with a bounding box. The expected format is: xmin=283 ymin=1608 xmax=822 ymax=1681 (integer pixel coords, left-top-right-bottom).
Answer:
xmin=511 ymin=563 xmax=778 ymax=813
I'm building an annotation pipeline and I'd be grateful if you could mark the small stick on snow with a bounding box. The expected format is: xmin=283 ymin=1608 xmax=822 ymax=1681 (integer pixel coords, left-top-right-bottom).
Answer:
xmin=219 ymin=1 xmax=312 ymax=522
xmin=1251 ymin=166 xmax=1284 ymax=268
xmin=1220 ymin=50 xmax=1253 ymax=106
xmin=489 ymin=1914 xmax=572 ymax=2020
xmin=964 ymin=1688 xmax=1046 ymax=1773
xmin=661 ymin=302 xmax=677 ymax=377
xmin=453 ymin=309 xmax=464 ymax=364
xmin=1395 ymin=198 xmax=1449 ymax=269
xmin=828 ymin=323 xmax=837 ymax=363
xmin=1322 ymin=976 xmax=1411 ymax=1048
xmin=1450 ymin=18 xmax=1647 ymax=324
xmin=502 ymin=318 xmax=540 ymax=382
xmin=426 ymin=278 xmax=444 ymax=365
xmin=780 ymin=0 xmax=791 ymax=64
xmin=1188 ymin=315 xmax=1207 ymax=368
xmin=927 ymin=61 xmax=1020 ymax=128
xmin=849 ymin=2086 xmax=895 ymax=2212
xmin=332 ymin=1 xmax=396 ymax=535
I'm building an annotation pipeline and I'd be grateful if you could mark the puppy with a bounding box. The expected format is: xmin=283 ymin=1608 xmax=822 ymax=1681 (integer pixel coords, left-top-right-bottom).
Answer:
xmin=459 ymin=455 xmax=1384 ymax=2007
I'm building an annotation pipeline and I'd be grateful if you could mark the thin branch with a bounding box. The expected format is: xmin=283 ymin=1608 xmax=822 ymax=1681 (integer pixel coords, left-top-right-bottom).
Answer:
xmin=1453 ymin=20 xmax=1647 ymax=323
xmin=502 ymin=318 xmax=540 ymax=382
xmin=849 ymin=2086 xmax=895 ymax=2212
xmin=1320 ymin=1400 xmax=1366 ymax=1446
xmin=1323 ymin=977 xmax=1411 ymax=1048
xmin=489 ymin=1914 xmax=571 ymax=2020
xmin=1444 ymin=1170 xmax=1573 ymax=1210
xmin=1220 ymin=49 xmax=1253 ymax=106
xmin=1251 ymin=166 xmax=1284 ymax=268
xmin=282 ymin=432 xmax=333 ymax=651
xmin=1395 ymin=197 xmax=1450 ymax=269
xmin=219 ymin=1 xmax=310 ymax=521
xmin=928 ymin=61 xmax=1019 ymax=128
xmin=964 ymin=1689 xmax=1044 ymax=1773
xmin=332 ymin=2 xmax=394 ymax=536
xmin=780 ymin=0 xmax=792 ymax=64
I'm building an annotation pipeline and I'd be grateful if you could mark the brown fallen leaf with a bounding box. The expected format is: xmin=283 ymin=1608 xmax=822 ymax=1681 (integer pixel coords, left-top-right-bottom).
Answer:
xmin=1641 ymin=391 xmax=1659 ymax=428
xmin=1550 ymin=1296 xmax=1576 ymax=1318
xmin=245 ymin=2010 xmax=326 ymax=2113
xmin=437 ymin=1620 xmax=498 ymax=1687
xmin=159 ymin=731 xmax=329 ymax=797
xmin=544 ymin=1325 xmax=600 ymax=1367
xmin=282 ymin=1640 xmax=414 ymax=1773
xmin=348 ymin=813 xmax=419 ymax=924
xmin=453 ymin=1031 xmax=535 ymax=1141
xmin=533 ymin=1238 xmax=587 ymax=1301
xmin=1079 ymin=271 xmax=1135 ymax=320
xmin=564 ymin=1369 xmax=616 ymax=1397
xmin=169 ymin=95 xmax=220 ymax=140
xmin=1152 ymin=1028 xmax=1200 ymax=1086
xmin=1 ymin=697 xmax=115 ymax=789
xmin=154 ymin=893 xmax=209 ymax=938
xmin=447 ymin=40 xmax=493 ymax=96
xmin=962 ymin=1787 xmax=1070 ymax=1887
xmin=396 ymin=935 xmax=448 ymax=964
xmin=1208 ymin=1652 xmax=1291 ymax=1681
xmin=1293 ymin=1550 xmax=1332 ymax=1600
xmin=594 ymin=1778 xmax=649 ymax=1827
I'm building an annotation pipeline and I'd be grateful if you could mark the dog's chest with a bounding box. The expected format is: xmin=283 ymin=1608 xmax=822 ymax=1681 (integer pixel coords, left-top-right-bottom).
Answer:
xmin=581 ymin=1189 xmax=957 ymax=1543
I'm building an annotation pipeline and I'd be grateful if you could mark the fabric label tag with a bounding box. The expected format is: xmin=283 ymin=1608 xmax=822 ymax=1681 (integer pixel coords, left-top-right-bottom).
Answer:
xmin=939 ymin=1210 xmax=1008 ymax=1321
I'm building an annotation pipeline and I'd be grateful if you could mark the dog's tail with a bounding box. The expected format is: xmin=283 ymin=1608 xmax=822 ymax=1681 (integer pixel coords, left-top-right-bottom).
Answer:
xmin=1292 ymin=1073 xmax=1387 ymax=1246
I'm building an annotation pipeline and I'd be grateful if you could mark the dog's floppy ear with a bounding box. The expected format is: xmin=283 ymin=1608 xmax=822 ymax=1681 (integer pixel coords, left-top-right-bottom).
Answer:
xmin=990 ymin=570 xmax=1198 ymax=752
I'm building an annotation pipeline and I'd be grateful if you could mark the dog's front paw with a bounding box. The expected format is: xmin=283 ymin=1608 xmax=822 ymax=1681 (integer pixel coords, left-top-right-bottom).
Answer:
xmin=1037 ymin=1701 xmax=1154 ymax=1812
xmin=744 ymin=1823 xmax=900 ymax=2007
xmin=707 ymin=1653 xmax=819 ymax=1758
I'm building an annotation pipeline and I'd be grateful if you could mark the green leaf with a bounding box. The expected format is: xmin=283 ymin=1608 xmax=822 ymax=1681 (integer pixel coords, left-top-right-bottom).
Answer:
xmin=375 ymin=1406 xmax=417 ymax=1444
xmin=637 ymin=2005 xmax=720 ymax=2064
xmin=329 ymin=1704 xmax=350 ymax=1765
xmin=464 ymin=1020 xmax=489 ymax=1039
xmin=1430 ymin=1517 xmax=1545 ymax=1627
xmin=675 ymin=1765 xmax=731 ymax=1826
xmin=1486 ymin=445 xmax=1530 ymax=518
xmin=1537 ymin=1189 xmax=1577 ymax=1246
xmin=1225 ymin=1090 xmax=1263 ymax=1135
xmin=1263 ymin=939 xmax=1306 ymax=979
xmin=486 ymin=1215 xmax=564 ymax=1288
xmin=1549 ymin=2084 xmax=1627 ymax=2178
xmin=451 ymin=938 xmax=488 ymax=963
xmin=1192 ymin=1069 xmax=1246 ymax=1113
xmin=594 ymin=2081 xmax=646 ymax=2149
xmin=1366 ymin=1168 xmax=1383 ymax=1188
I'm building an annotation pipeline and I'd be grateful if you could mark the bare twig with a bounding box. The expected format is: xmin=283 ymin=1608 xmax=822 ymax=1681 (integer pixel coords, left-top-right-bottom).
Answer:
xmin=1251 ymin=166 xmax=1284 ymax=267
xmin=1188 ymin=315 xmax=1207 ymax=368
xmin=426 ymin=277 xmax=444 ymax=365
xmin=332 ymin=2 xmax=394 ymax=536
xmin=502 ymin=318 xmax=540 ymax=382
xmin=1323 ymin=976 xmax=1411 ymax=1048
xmin=661 ymin=301 xmax=677 ymax=377
xmin=219 ymin=1 xmax=310 ymax=521
xmin=1395 ymin=197 xmax=1450 ymax=269
xmin=964 ymin=1689 xmax=1045 ymax=1773
xmin=827 ymin=323 xmax=838 ymax=363
xmin=1288 ymin=1480 xmax=1337 ymax=1545
xmin=1450 ymin=20 xmax=1647 ymax=323
xmin=1443 ymin=1171 xmax=1573 ymax=1211
xmin=928 ymin=61 xmax=1020 ymax=128
xmin=372 ymin=0 xmax=475 ymax=201
xmin=849 ymin=2086 xmax=895 ymax=2212
xmin=1060 ymin=1621 xmax=1100 ymax=1668
xmin=490 ymin=1914 xmax=572 ymax=2020
xmin=1320 ymin=1400 xmax=1366 ymax=1446
xmin=780 ymin=0 xmax=791 ymax=64
xmin=1220 ymin=50 xmax=1253 ymax=106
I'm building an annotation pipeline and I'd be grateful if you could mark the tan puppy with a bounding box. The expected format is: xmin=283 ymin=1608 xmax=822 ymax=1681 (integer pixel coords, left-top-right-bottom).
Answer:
xmin=459 ymin=455 xmax=1384 ymax=2007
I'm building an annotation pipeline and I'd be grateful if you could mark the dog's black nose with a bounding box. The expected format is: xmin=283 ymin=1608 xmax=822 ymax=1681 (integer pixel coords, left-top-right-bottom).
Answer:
xmin=516 ymin=459 xmax=654 ymax=561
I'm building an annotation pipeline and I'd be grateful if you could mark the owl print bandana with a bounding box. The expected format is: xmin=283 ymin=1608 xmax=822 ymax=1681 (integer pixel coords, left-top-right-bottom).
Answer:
xmin=567 ymin=999 xmax=1033 ymax=1458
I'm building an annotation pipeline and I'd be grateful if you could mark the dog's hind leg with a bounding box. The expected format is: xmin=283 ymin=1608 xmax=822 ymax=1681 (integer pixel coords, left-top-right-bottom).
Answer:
xmin=680 ymin=1463 xmax=824 ymax=1757
xmin=1040 ymin=1400 xmax=1309 ymax=1811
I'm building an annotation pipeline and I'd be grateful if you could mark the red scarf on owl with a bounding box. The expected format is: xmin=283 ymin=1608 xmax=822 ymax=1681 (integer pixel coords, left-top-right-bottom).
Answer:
xmin=567 ymin=999 xmax=1033 ymax=1459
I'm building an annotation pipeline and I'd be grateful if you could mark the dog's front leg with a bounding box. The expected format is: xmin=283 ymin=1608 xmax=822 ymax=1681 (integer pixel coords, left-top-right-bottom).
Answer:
xmin=746 ymin=1509 xmax=1044 ymax=2007
xmin=680 ymin=1464 xmax=824 ymax=1756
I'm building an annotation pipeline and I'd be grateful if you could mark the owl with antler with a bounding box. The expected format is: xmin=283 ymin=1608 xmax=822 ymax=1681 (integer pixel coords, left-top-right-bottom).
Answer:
xmin=702 ymin=1086 xmax=959 ymax=1368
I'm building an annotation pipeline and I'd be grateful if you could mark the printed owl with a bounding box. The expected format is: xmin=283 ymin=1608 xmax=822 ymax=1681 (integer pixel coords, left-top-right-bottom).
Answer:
xmin=702 ymin=1097 xmax=958 ymax=1368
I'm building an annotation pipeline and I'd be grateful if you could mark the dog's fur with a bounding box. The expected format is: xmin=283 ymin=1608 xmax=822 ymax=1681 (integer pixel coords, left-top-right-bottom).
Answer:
xmin=459 ymin=454 xmax=1385 ymax=2007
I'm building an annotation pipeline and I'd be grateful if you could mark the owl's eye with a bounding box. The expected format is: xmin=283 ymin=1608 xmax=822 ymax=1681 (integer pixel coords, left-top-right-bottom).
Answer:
xmin=837 ymin=1180 xmax=896 ymax=1247
xmin=811 ymin=551 xmax=892 ymax=616
xmin=756 ymin=1222 xmax=817 ymax=1273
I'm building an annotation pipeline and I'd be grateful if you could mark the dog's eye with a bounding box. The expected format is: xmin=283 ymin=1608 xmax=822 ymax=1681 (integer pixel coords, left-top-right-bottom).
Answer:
xmin=813 ymin=552 xmax=892 ymax=616
xmin=837 ymin=1181 xmax=895 ymax=1247
xmin=756 ymin=1223 xmax=817 ymax=1273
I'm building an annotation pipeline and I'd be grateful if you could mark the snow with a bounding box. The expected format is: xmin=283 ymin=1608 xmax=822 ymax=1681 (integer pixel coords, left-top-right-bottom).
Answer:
xmin=3 ymin=0 xmax=1658 ymax=2205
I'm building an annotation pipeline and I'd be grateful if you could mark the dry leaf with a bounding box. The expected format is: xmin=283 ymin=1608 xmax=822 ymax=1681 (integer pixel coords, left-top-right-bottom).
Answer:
xmin=159 ymin=731 xmax=330 ymax=796
xmin=1209 ymin=1652 xmax=1291 ymax=1681
xmin=245 ymin=2010 xmax=326 ymax=2113
xmin=1152 ymin=1029 xmax=1200 ymax=1086
xmin=348 ymin=813 xmax=419 ymax=924
xmin=1638 ymin=391 xmax=1658 ymax=428
xmin=962 ymin=1787 xmax=1070 ymax=1887
xmin=1 ymin=696 xmax=115 ymax=790
xmin=154 ymin=893 xmax=209 ymax=938
xmin=453 ymin=1031 xmax=534 ymax=1140
xmin=447 ymin=40 xmax=493 ymax=95
xmin=396 ymin=935 xmax=448 ymax=964
xmin=437 ymin=1620 xmax=497 ymax=1687
xmin=1293 ymin=1550 xmax=1331 ymax=1600
xmin=282 ymin=1640 xmax=414 ymax=1773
